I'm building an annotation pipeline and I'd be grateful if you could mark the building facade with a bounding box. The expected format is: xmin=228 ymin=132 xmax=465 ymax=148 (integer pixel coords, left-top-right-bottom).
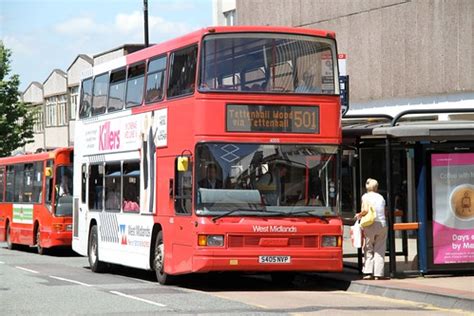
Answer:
xmin=20 ymin=45 xmax=144 ymax=154
xmin=67 ymin=54 xmax=94 ymax=146
xmin=22 ymin=82 xmax=45 ymax=153
xmin=42 ymin=69 xmax=69 ymax=149
xmin=213 ymin=0 xmax=236 ymax=26
xmin=235 ymin=0 xmax=474 ymax=116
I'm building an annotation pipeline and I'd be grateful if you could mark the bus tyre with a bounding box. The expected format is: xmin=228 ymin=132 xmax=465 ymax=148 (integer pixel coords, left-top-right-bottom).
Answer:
xmin=36 ymin=225 xmax=47 ymax=255
xmin=88 ymin=225 xmax=107 ymax=273
xmin=154 ymin=231 xmax=173 ymax=285
xmin=6 ymin=223 xmax=16 ymax=250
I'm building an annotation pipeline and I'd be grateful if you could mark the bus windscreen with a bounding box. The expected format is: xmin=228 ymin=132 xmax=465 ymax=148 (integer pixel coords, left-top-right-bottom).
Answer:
xmin=195 ymin=143 xmax=338 ymax=216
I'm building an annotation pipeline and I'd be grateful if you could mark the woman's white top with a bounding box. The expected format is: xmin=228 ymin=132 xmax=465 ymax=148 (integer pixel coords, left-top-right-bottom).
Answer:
xmin=362 ymin=191 xmax=386 ymax=227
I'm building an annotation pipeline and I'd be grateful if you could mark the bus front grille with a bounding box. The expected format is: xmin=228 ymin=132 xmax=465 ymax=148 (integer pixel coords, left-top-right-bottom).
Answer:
xmin=227 ymin=235 xmax=318 ymax=248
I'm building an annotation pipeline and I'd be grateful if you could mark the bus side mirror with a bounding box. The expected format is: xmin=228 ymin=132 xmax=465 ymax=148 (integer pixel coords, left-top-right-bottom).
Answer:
xmin=177 ymin=156 xmax=189 ymax=172
xmin=45 ymin=167 xmax=53 ymax=177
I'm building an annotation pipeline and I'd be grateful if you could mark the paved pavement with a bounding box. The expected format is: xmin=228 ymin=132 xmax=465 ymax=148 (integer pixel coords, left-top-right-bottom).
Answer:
xmin=313 ymin=269 xmax=474 ymax=312
xmin=339 ymin=230 xmax=474 ymax=312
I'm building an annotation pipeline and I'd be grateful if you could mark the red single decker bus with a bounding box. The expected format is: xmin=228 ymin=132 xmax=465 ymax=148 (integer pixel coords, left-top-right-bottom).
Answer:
xmin=0 ymin=148 xmax=74 ymax=254
xmin=73 ymin=26 xmax=343 ymax=284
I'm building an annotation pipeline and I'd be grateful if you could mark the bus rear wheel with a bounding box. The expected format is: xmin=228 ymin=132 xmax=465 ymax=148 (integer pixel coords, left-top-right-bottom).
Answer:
xmin=88 ymin=225 xmax=107 ymax=273
xmin=154 ymin=231 xmax=174 ymax=285
xmin=6 ymin=223 xmax=16 ymax=250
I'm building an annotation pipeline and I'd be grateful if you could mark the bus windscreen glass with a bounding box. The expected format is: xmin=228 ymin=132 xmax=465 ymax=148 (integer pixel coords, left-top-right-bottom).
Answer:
xmin=55 ymin=165 xmax=73 ymax=216
xmin=196 ymin=143 xmax=338 ymax=217
xmin=200 ymin=33 xmax=339 ymax=94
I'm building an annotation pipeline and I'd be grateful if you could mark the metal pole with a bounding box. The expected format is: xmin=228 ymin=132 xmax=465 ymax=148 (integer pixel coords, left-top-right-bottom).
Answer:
xmin=385 ymin=137 xmax=397 ymax=277
xmin=356 ymin=143 xmax=363 ymax=273
xmin=143 ymin=0 xmax=149 ymax=47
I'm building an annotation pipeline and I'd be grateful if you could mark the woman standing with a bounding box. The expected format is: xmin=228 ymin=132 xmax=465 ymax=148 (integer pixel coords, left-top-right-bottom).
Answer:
xmin=356 ymin=178 xmax=388 ymax=280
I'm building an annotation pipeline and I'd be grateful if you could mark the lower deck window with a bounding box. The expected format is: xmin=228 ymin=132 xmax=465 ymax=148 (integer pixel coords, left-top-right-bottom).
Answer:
xmin=123 ymin=162 xmax=140 ymax=212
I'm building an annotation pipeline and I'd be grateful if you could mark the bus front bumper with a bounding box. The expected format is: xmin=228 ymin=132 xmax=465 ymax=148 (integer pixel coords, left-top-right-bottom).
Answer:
xmin=191 ymin=249 xmax=342 ymax=273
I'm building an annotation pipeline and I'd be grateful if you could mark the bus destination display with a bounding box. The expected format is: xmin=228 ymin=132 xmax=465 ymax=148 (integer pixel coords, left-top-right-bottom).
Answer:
xmin=226 ymin=104 xmax=319 ymax=133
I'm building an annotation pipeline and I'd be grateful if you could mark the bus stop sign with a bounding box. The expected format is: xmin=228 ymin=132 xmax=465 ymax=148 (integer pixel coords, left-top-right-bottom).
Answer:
xmin=340 ymin=75 xmax=349 ymax=117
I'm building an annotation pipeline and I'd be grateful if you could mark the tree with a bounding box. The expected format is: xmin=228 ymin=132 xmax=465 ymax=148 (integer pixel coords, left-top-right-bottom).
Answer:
xmin=0 ymin=43 xmax=35 ymax=157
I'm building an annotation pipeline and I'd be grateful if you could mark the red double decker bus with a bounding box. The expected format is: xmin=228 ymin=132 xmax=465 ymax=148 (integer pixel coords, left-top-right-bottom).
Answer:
xmin=73 ymin=26 xmax=342 ymax=284
xmin=0 ymin=148 xmax=74 ymax=254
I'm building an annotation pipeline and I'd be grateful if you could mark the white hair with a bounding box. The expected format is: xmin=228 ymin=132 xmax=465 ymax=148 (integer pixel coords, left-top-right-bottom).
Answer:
xmin=366 ymin=178 xmax=379 ymax=192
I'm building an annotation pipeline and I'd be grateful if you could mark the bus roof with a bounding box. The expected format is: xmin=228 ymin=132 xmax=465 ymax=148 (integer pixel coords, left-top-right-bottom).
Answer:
xmin=0 ymin=147 xmax=72 ymax=165
xmin=117 ymin=26 xmax=336 ymax=69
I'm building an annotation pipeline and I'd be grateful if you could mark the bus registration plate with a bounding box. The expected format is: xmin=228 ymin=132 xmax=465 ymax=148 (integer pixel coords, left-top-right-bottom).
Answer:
xmin=258 ymin=256 xmax=291 ymax=264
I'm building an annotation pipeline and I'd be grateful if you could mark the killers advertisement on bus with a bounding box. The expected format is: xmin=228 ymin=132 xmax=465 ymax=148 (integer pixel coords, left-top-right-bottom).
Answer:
xmin=226 ymin=104 xmax=319 ymax=134
xmin=82 ymin=109 xmax=168 ymax=155
xmin=431 ymin=153 xmax=474 ymax=265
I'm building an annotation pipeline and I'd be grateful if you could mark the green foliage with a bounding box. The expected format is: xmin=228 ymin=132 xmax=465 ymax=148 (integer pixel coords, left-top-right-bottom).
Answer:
xmin=0 ymin=44 xmax=35 ymax=157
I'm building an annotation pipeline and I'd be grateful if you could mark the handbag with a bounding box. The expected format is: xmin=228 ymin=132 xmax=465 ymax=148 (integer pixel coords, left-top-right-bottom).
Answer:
xmin=360 ymin=204 xmax=376 ymax=228
xmin=350 ymin=220 xmax=363 ymax=248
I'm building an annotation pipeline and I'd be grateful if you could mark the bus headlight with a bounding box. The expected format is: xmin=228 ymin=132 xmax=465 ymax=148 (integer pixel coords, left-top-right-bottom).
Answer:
xmin=66 ymin=224 xmax=73 ymax=231
xmin=198 ymin=235 xmax=224 ymax=247
xmin=322 ymin=236 xmax=341 ymax=247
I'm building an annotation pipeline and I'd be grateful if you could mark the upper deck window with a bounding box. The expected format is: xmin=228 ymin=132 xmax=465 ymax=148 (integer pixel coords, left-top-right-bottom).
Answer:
xmin=92 ymin=73 xmax=109 ymax=116
xmin=168 ymin=45 xmax=198 ymax=98
xmin=145 ymin=56 xmax=167 ymax=104
xmin=108 ymin=68 xmax=126 ymax=112
xmin=200 ymin=33 xmax=339 ymax=95
xmin=79 ymin=78 xmax=93 ymax=118
xmin=125 ymin=62 xmax=145 ymax=108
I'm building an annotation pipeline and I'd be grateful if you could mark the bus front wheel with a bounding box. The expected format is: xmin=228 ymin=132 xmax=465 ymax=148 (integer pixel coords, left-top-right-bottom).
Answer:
xmin=36 ymin=225 xmax=47 ymax=255
xmin=154 ymin=231 xmax=174 ymax=285
xmin=88 ymin=225 xmax=107 ymax=273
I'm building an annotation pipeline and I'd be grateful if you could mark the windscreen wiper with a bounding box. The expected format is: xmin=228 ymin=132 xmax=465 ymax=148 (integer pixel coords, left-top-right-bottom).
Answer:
xmin=289 ymin=210 xmax=329 ymax=223
xmin=211 ymin=208 xmax=282 ymax=222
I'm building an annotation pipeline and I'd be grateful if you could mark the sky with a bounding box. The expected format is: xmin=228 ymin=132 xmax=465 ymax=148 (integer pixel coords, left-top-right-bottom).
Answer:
xmin=1 ymin=0 xmax=212 ymax=91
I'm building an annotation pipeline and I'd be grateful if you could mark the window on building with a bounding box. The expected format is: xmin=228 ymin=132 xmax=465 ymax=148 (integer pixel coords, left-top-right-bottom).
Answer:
xmin=79 ymin=78 xmax=93 ymax=118
xmin=33 ymin=107 xmax=44 ymax=133
xmin=108 ymin=68 xmax=126 ymax=112
xmin=125 ymin=62 xmax=145 ymax=108
xmin=123 ymin=161 xmax=140 ymax=212
xmin=69 ymin=86 xmax=79 ymax=120
xmin=5 ymin=165 xmax=14 ymax=202
xmin=105 ymin=162 xmax=121 ymax=211
xmin=168 ymin=45 xmax=198 ymax=98
xmin=0 ymin=166 xmax=5 ymax=202
xmin=92 ymin=73 xmax=109 ymax=116
xmin=88 ymin=164 xmax=104 ymax=211
xmin=223 ymin=9 xmax=236 ymax=26
xmin=145 ymin=56 xmax=167 ymax=104
xmin=45 ymin=96 xmax=57 ymax=127
xmin=57 ymin=95 xmax=67 ymax=126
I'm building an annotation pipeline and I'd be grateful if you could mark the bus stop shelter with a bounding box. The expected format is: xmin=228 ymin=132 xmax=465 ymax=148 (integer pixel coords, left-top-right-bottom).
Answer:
xmin=342 ymin=109 xmax=474 ymax=277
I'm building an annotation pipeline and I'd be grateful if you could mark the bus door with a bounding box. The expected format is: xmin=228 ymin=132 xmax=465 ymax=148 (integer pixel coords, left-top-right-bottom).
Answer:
xmin=74 ymin=164 xmax=89 ymax=251
xmin=170 ymin=156 xmax=194 ymax=273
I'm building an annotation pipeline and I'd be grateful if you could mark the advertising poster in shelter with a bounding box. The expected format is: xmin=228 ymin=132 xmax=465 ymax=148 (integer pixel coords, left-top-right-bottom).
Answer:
xmin=431 ymin=153 xmax=474 ymax=264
